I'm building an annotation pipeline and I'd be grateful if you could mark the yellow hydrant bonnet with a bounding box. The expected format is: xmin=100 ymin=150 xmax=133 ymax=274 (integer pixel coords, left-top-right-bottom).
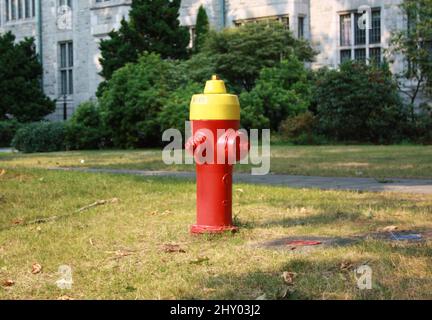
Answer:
xmin=190 ymin=75 xmax=240 ymax=121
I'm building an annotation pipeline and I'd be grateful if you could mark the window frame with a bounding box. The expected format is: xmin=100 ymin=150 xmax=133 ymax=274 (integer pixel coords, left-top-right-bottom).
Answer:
xmin=233 ymin=14 xmax=290 ymax=30
xmin=338 ymin=8 xmax=382 ymax=65
xmin=4 ymin=0 xmax=35 ymax=22
xmin=298 ymin=16 xmax=305 ymax=39
xmin=59 ymin=41 xmax=74 ymax=96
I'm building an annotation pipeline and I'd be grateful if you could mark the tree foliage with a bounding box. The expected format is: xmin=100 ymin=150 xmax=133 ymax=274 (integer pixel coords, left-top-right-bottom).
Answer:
xmin=194 ymin=5 xmax=210 ymax=52
xmin=315 ymin=61 xmax=408 ymax=143
xmin=158 ymin=82 xmax=202 ymax=135
xmin=99 ymin=53 xmax=195 ymax=148
xmin=99 ymin=0 xmax=190 ymax=80
xmin=390 ymin=0 xmax=432 ymax=104
xmin=240 ymin=56 xmax=312 ymax=130
xmin=0 ymin=32 xmax=55 ymax=122
xmin=66 ymin=101 xmax=107 ymax=150
xmin=201 ymin=22 xmax=316 ymax=92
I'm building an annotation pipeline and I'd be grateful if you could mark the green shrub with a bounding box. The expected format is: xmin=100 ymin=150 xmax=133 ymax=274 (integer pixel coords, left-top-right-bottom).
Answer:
xmin=179 ymin=53 xmax=217 ymax=85
xmin=279 ymin=112 xmax=325 ymax=144
xmin=410 ymin=103 xmax=432 ymax=144
xmin=99 ymin=53 xmax=179 ymax=148
xmin=158 ymin=82 xmax=202 ymax=135
xmin=315 ymin=61 xmax=409 ymax=143
xmin=65 ymin=101 xmax=107 ymax=150
xmin=12 ymin=122 xmax=66 ymax=153
xmin=240 ymin=56 xmax=312 ymax=131
xmin=0 ymin=120 xmax=21 ymax=147
xmin=198 ymin=22 xmax=316 ymax=92
xmin=239 ymin=91 xmax=271 ymax=130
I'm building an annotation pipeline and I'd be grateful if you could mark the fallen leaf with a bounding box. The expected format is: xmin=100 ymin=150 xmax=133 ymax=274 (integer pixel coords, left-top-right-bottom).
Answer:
xmin=203 ymin=287 xmax=216 ymax=293
xmin=31 ymin=263 xmax=42 ymax=274
xmin=11 ymin=219 xmax=23 ymax=225
xmin=2 ymin=279 xmax=14 ymax=287
xmin=161 ymin=244 xmax=186 ymax=253
xmin=36 ymin=226 xmax=42 ymax=232
xmin=58 ymin=295 xmax=74 ymax=300
xmin=235 ymin=188 xmax=244 ymax=193
xmin=382 ymin=225 xmax=398 ymax=232
xmin=340 ymin=261 xmax=354 ymax=271
xmin=89 ymin=238 xmax=94 ymax=246
xmin=0 ymin=169 xmax=6 ymax=177
xmin=281 ymin=271 xmax=296 ymax=285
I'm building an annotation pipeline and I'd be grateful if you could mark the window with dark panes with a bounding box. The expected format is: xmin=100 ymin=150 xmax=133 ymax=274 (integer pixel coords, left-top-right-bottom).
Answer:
xmin=6 ymin=0 xmax=35 ymax=20
xmin=369 ymin=10 xmax=381 ymax=44
xmin=340 ymin=14 xmax=351 ymax=46
xmin=354 ymin=13 xmax=366 ymax=45
xmin=25 ymin=0 xmax=30 ymax=18
xmin=18 ymin=0 xmax=23 ymax=19
xmin=355 ymin=48 xmax=366 ymax=62
xmin=340 ymin=50 xmax=352 ymax=63
xmin=280 ymin=16 xmax=289 ymax=30
xmin=59 ymin=0 xmax=72 ymax=7
xmin=369 ymin=47 xmax=381 ymax=64
xmin=11 ymin=0 xmax=16 ymax=20
xmin=298 ymin=16 xmax=304 ymax=38
xmin=5 ymin=0 xmax=9 ymax=21
xmin=59 ymin=42 xmax=74 ymax=95
xmin=339 ymin=9 xmax=382 ymax=65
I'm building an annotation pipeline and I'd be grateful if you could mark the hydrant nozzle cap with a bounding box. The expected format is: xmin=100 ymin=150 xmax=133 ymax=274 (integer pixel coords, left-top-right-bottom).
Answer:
xmin=204 ymin=75 xmax=227 ymax=94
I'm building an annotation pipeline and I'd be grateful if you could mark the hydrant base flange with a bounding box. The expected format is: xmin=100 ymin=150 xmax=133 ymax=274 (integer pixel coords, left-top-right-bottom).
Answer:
xmin=190 ymin=224 xmax=238 ymax=234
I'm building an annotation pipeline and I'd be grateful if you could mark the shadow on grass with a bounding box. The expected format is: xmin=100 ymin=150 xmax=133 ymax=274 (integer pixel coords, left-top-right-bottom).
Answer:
xmin=255 ymin=211 xmax=365 ymax=228
xmin=178 ymin=256 xmax=385 ymax=300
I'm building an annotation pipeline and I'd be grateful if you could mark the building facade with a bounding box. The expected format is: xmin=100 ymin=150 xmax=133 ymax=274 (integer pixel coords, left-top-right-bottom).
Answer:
xmin=0 ymin=0 xmax=409 ymax=120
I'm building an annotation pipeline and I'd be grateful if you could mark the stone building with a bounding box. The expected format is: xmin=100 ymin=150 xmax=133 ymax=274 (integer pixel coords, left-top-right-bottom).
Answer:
xmin=0 ymin=0 xmax=410 ymax=120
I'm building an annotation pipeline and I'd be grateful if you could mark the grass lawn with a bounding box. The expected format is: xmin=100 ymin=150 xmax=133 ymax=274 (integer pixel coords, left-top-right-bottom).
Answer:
xmin=1 ymin=145 xmax=431 ymax=179
xmin=0 ymin=166 xmax=431 ymax=299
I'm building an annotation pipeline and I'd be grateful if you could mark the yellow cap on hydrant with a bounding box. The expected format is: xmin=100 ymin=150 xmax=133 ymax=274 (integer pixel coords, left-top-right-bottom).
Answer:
xmin=190 ymin=75 xmax=240 ymax=120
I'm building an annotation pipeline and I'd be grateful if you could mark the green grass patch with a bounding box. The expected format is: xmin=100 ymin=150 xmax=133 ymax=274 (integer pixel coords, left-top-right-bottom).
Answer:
xmin=0 ymin=168 xmax=431 ymax=299
xmin=1 ymin=145 xmax=431 ymax=178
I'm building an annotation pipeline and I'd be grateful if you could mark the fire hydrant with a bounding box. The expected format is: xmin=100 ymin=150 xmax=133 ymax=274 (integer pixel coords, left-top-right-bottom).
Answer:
xmin=186 ymin=75 xmax=249 ymax=234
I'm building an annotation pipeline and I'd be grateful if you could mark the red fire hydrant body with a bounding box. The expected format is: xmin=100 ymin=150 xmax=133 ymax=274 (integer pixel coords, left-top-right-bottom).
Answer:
xmin=187 ymin=76 xmax=248 ymax=234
